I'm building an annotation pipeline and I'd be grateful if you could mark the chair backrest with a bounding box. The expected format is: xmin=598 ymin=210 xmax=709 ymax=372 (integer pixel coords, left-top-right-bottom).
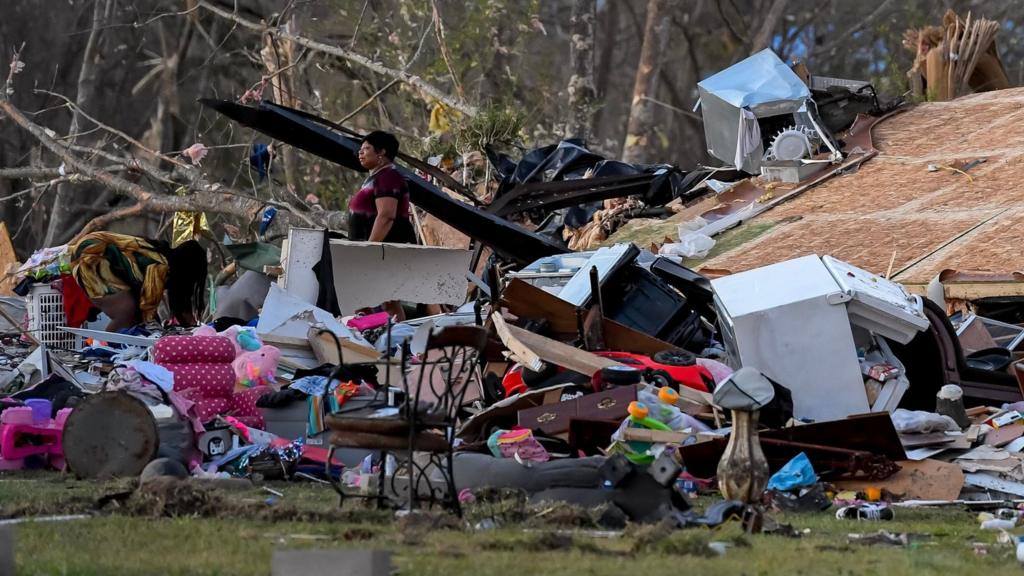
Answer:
xmin=405 ymin=325 xmax=489 ymax=427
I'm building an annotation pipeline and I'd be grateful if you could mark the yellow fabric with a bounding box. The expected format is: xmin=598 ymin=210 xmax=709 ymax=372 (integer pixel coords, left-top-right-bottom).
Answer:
xmin=172 ymin=211 xmax=209 ymax=248
xmin=69 ymin=232 xmax=169 ymax=322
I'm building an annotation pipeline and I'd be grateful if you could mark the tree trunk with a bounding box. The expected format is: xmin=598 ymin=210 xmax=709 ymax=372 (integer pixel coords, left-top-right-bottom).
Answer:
xmin=261 ymin=18 xmax=302 ymax=199
xmin=43 ymin=0 xmax=107 ymax=247
xmin=620 ymin=0 xmax=674 ymax=164
xmin=567 ymin=0 xmax=597 ymax=143
xmin=592 ymin=0 xmax=619 ymax=138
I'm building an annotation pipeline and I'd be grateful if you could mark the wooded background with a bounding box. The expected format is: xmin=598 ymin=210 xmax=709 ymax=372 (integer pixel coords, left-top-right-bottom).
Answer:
xmin=2 ymin=0 xmax=1023 ymax=259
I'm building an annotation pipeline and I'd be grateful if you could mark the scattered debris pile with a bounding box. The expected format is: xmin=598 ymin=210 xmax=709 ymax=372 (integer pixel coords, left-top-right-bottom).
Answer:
xmin=905 ymin=9 xmax=1010 ymax=101
xmin=3 ymin=30 xmax=1024 ymax=552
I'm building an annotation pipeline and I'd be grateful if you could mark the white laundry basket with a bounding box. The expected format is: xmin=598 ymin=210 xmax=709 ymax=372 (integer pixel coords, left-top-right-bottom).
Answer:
xmin=27 ymin=283 xmax=83 ymax=350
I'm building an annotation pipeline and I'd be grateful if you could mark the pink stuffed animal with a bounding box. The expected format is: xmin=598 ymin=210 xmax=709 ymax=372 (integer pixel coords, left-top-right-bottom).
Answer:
xmin=232 ymin=345 xmax=281 ymax=390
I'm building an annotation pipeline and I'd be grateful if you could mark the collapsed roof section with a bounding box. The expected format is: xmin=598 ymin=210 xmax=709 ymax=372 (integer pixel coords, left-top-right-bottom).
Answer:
xmin=694 ymin=88 xmax=1024 ymax=302
xmin=200 ymin=99 xmax=568 ymax=265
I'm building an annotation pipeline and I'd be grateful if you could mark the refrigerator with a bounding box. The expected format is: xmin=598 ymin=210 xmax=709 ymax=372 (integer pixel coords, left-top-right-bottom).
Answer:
xmin=711 ymin=255 xmax=930 ymax=422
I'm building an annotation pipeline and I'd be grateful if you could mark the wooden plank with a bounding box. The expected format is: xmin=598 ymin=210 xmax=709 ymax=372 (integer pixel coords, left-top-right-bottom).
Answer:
xmin=621 ymin=428 xmax=693 ymax=444
xmin=261 ymin=333 xmax=314 ymax=348
xmin=306 ymin=330 xmax=381 ymax=365
xmin=984 ymin=425 xmax=1024 ymax=448
xmin=491 ymin=312 xmax=618 ymax=377
xmin=834 ymin=459 xmax=964 ymax=501
xmin=0 ymin=222 xmax=16 ymax=296
xmin=491 ymin=312 xmax=714 ymax=407
xmin=967 ymin=406 xmax=997 ymax=418
xmin=905 ymin=282 xmax=1024 ymax=300
xmin=899 ymin=433 xmax=956 ymax=448
xmin=501 ymin=278 xmax=675 ymax=356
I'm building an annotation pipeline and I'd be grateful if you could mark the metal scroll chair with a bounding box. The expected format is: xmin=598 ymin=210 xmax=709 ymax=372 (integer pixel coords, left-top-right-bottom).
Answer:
xmin=325 ymin=325 xmax=489 ymax=514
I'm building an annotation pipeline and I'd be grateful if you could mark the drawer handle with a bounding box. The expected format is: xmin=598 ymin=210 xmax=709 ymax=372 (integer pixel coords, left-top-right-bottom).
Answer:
xmin=597 ymin=398 xmax=617 ymax=410
xmin=536 ymin=413 xmax=557 ymax=423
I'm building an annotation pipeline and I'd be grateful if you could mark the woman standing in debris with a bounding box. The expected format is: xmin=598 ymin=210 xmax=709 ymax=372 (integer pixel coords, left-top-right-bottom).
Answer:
xmin=349 ymin=130 xmax=415 ymax=320
xmin=68 ymin=232 xmax=208 ymax=331
xmin=349 ymin=130 xmax=415 ymax=244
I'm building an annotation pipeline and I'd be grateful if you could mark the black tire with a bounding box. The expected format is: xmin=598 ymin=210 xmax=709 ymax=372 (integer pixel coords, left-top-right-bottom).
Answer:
xmin=601 ymin=365 xmax=642 ymax=386
xmin=652 ymin=349 xmax=696 ymax=367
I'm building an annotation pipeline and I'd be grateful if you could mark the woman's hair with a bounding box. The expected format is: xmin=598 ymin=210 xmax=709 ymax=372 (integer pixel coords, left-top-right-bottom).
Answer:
xmin=162 ymin=240 xmax=208 ymax=325
xmin=362 ymin=130 xmax=400 ymax=160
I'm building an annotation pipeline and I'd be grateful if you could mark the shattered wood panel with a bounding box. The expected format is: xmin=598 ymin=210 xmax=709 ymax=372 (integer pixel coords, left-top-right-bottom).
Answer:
xmin=0 ymin=223 xmax=17 ymax=296
xmin=417 ymin=209 xmax=472 ymax=250
xmin=702 ymin=88 xmax=1024 ymax=287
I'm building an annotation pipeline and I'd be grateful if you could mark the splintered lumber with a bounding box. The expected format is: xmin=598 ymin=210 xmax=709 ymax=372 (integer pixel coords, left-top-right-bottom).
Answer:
xmin=501 ymin=278 xmax=675 ymax=356
xmin=490 ymin=312 xmax=714 ymax=406
xmin=491 ymin=312 xmax=616 ymax=377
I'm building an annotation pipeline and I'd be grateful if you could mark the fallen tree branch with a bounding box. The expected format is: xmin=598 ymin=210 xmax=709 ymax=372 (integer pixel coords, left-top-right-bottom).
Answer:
xmin=195 ymin=0 xmax=477 ymax=116
xmin=337 ymin=78 xmax=401 ymax=124
xmin=0 ymin=96 xmax=345 ymax=236
xmin=0 ymin=165 xmax=119 ymax=180
xmin=76 ymin=203 xmax=147 ymax=238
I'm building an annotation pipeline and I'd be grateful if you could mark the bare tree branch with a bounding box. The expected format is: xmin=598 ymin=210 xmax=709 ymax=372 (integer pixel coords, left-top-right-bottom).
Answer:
xmin=337 ymin=78 xmax=400 ymax=124
xmin=44 ymin=0 xmax=109 ymax=246
xmin=750 ymin=0 xmax=788 ymax=53
xmin=0 ymin=165 xmax=116 ymax=180
xmin=431 ymin=1 xmax=465 ymax=101
xmin=195 ymin=0 xmax=477 ymax=116
xmin=77 ymin=203 xmax=147 ymax=238
xmin=35 ymin=89 xmax=190 ymax=170
xmin=0 ymin=96 xmax=345 ymax=237
xmin=810 ymin=0 xmax=896 ymax=58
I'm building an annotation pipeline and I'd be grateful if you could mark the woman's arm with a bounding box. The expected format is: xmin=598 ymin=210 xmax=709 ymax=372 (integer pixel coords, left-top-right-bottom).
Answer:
xmin=368 ymin=196 xmax=398 ymax=242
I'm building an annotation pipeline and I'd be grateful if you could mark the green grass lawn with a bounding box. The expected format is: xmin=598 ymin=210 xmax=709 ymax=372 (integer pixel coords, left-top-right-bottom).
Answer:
xmin=1 ymin=470 xmax=1019 ymax=575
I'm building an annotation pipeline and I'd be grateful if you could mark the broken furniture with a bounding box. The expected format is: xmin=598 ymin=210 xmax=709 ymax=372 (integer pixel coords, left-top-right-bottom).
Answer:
xmin=952 ymin=313 xmax=1024 ymax=365
xmin=711 ymin=254 xmax=929 ymax=422
xmin=509 ymin=244 xmax=712 ymax=350
xmin=325 ymin=325 xmax=489 ymax=513
xmin=679 ymin=412 xmax=907 ymax=481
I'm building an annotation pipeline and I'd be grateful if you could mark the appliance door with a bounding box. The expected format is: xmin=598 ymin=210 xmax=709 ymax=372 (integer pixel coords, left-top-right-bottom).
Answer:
xmin=822 ymin=255 xmax=930 ymax=344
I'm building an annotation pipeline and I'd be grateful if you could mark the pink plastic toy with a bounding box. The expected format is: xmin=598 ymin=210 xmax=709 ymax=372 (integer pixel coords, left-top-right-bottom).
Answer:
xmin=0 ymin=403 xmax=73 ymax=470
xmin=347 ymin=312 xmax=390 ymax=332
xmin=232 ymin=345 xmax=281 ymax=389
